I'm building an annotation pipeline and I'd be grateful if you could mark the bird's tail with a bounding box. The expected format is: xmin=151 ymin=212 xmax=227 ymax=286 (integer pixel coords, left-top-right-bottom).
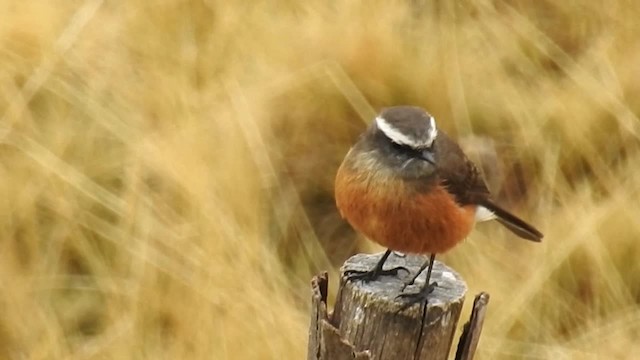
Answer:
xmin=478 ymin=200 xmax=543 ymax=242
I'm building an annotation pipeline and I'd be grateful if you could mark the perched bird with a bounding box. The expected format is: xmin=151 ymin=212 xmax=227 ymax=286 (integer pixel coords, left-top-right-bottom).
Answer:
xmin=334 ymin=106 xmax=542 ymax=306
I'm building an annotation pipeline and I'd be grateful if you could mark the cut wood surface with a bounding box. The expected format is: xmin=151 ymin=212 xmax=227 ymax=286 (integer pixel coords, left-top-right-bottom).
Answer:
xmin=308 ymin=252 xmax=482 ymax=360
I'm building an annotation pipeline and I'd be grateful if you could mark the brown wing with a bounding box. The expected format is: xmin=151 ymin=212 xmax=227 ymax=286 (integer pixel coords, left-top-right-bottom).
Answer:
xmin=434 ymin=131 xmax=543 ymax=242
xmin=433 ymin=131 xmax=491 ymax=205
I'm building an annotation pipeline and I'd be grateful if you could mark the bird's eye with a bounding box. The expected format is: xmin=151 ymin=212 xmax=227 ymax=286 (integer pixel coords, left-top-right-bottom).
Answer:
xmin=390 ymin=141 xmax=420 ymax=157
xmin=391 ymin=141 xmax=406 ymax=151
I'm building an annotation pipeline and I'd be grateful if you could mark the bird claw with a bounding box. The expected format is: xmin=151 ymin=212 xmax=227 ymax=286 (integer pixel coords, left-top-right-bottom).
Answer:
xmin=399 ymin=277 xmax=416 ymax=292
xmin=396 ymin=281 xmax=438 ymax=312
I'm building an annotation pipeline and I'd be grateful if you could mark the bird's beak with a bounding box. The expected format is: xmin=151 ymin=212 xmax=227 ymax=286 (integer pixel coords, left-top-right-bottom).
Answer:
xmin=420 ymin=149 xmax=436 ymax=165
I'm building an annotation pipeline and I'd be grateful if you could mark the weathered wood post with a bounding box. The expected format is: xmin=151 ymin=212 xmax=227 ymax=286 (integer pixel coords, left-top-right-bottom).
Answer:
xmin=308 ymin=252 xmax=489 ymax=360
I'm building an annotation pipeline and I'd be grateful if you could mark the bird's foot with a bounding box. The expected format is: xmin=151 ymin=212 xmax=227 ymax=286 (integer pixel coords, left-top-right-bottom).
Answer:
xmin=396 ymin=281 xmax=438 ymax=312
xmin=344 ymin=266 xmax=409 ymax=283
xmin=399 ymin=274 xmax=419 ymax=292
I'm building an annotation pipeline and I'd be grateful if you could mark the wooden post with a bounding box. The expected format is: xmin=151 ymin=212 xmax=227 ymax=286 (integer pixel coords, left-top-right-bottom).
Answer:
xmin=308 ymin=252 xmax=489 ymax=360
xmin=455 ymin=292 xmax=490 ymax=360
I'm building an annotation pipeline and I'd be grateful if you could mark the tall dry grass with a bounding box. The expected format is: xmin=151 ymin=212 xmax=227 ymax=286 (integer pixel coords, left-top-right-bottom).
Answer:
xmin=1 ymin=1 xmax=639 ymax=359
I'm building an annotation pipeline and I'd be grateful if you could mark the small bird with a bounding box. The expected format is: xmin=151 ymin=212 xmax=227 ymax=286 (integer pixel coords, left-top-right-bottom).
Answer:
xmin=335 ymin=106 xmax=542 ymax=306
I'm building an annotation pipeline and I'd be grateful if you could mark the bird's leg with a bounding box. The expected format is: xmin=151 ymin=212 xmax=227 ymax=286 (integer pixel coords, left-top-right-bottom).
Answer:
xmin=344 ymin=249 xmax=408 ymax=282
xmin=399 ymin=255 xmax=431 ymax=292
xmin=396 ymin=253 xmax=438 ymax=311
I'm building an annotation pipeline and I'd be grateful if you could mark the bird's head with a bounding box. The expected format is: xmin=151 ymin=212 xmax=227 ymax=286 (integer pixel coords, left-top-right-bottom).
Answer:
xmin=362 ymin=106 xmax=439 ymax=179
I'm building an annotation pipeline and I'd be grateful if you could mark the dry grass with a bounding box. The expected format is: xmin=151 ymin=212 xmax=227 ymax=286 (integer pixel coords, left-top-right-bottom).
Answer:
xmin=1 ymin=1 xmax=639 ymax=359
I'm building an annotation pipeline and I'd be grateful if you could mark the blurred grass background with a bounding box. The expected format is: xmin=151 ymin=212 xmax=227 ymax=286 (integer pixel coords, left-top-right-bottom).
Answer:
xmin=1 ymin=0 xmax=640 ymax=359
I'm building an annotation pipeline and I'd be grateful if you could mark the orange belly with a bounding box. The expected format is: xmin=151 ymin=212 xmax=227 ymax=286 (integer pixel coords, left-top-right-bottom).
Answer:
xmin=335 ymin=165 xmax=476 ymax=254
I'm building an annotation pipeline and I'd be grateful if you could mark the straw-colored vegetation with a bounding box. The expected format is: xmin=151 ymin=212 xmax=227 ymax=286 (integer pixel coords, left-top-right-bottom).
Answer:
xmin=1 ymin=1 xmax=639 ymax=359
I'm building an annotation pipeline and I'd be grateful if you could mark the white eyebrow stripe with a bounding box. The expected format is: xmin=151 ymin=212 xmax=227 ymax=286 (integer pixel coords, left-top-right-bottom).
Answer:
xmin=375 ymin=115 xmax=438 ymax=148
xmin=427 ymin=116 xmax=438 ymax=146
xmin=375 ymin=116 xmax=418 ymax=147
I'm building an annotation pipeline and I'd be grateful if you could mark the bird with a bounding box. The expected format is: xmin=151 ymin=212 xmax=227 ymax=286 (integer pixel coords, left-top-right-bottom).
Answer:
xmin=334 ymin=105 xmax=543 ymax=307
